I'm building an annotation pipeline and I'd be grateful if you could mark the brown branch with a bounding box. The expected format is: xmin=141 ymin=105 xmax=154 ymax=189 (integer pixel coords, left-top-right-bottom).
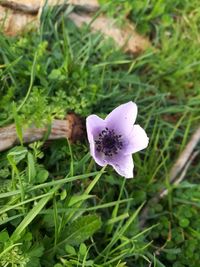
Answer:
xmin=140 ymin=126 xmax=200 ymax=227
xmin=0 ymin=0 xmax=99 ymax=14
xmin=169 ymin=126 xmax=200 ymax=183
xmin=0 ymin=0 xmax=40 ymax=14
xmin=160 ymin=151 xmax=199 ymax=198
xmin=0 ymin=113 xmax=85 ymax=152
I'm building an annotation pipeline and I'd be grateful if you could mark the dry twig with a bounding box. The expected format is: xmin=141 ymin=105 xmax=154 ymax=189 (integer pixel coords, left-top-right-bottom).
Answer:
xmin=0 ymin=0 xmax=41 ymax=14
xmin=160 ymin=151 xmax=199 ymax=198
xmin=140 ymin=126 xmax=200 ymax=227
xmin=0 ymin=0 xmax=99 ymax=13
xmin=0 ymin=114 xmax=85 ymax=152
xmin=169 ymin=126 xmax=200 ymax=183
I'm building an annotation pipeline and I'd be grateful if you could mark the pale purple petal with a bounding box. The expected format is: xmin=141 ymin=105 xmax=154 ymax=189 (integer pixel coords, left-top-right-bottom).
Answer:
xmin=105 ymin=102 xmax=137 ymax=135
xmin=86 ymin=102 xmax=148 ymax=178
xmin=86 ymin=115 xmax=105 ymax=142
xmin=108 ymin=154 xmax=134 ymax=179
xmin=86 ymin=115 xmax=107 ymax=166
xmin=123 ymin=124 xmax=149 ymax=155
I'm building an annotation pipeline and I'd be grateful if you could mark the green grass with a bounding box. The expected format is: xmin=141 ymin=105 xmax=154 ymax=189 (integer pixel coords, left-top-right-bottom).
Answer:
xmin=0 ymin=1 xmax=200 ymax=266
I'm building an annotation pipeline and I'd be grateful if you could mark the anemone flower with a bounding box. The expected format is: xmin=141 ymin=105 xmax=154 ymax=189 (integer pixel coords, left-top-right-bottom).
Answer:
xmin=86 ymin=102 xmax=149 ymax=178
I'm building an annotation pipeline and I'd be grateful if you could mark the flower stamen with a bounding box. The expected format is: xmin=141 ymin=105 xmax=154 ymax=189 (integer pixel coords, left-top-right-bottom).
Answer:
xmin=95 ymin=128 xmax=123 ymax=156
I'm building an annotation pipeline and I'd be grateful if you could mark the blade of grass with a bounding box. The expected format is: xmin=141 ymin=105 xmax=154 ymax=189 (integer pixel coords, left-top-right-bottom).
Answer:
xmin=11 ymin=187 xmax=58 ymax=241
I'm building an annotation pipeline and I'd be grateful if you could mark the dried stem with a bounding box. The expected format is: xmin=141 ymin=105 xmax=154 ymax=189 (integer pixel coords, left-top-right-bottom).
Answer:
xmin=0 ymin=0 xmax=40 ymax=14
xmin=169 ymin=126 xmax=200 ymax=183
xmin=140 ymin=126 xmax=200 ymax=227
xmin=160 ymin=151 xmax=199 ymax=198
xmin=0 ymin=114 xmax=85 ymax=152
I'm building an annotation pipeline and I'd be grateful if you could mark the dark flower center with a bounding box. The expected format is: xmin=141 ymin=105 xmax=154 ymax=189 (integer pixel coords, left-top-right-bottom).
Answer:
xmin=95 ymin=128 xmax=123 ymax=156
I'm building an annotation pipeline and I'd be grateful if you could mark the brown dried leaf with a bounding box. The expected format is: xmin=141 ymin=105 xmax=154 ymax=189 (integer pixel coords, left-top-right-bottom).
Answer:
xmin=68 ymin=13 xmax=150 ymax=54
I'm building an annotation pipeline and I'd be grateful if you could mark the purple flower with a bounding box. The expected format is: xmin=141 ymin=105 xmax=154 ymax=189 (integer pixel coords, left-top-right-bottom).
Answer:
xmin=86 ymin=102 xmax=149 ymax=178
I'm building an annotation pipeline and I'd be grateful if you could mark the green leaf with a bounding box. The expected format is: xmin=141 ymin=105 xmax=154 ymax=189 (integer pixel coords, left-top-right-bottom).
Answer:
xmin=36 ymin=168 xmax=49 ymax=183
xmin=179 ymin=218 xmax=190 ymax=228
xmin=11 ymin=187 xmax=56 ymax=241
xmin=148 ymin=0 xmax=165 ymax=19
xmin=7 ymin=146 xmax=28 ymax=165
xmin=0 ymin=231 xmax=9 ymax=243
xmin=28 ymin=244 xmax=44 ymax=258
xmin=12 ymin=102 xmax=23 ymax=145
xmin=65 ymin=245 xmax=76 ymax=255
xmin=68 ymin=194 xmax=94 ymax=207
xmin=48 ymin=69 xmax=65 ymax=81
xmin=27 ymin=152 xmax=36 ymax=183
xmin=57 ymin=214 xmax=102 ymax=248
xmin=79 ymin=243 xmax=87 ymax=256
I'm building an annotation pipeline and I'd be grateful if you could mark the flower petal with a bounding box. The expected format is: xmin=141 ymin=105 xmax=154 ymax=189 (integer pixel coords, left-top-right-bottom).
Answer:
xmin=105 ymin=101 xmax=138 ymax=135
xmin=86 ymin=115 xmax=105 ymax=142
xmin=108 ymin=154 xmax=134 ymax=179
xmin=124 ymin=124 xmax=149 ymax=155
xmin=86 ymin=115 xmax=107 ymax=166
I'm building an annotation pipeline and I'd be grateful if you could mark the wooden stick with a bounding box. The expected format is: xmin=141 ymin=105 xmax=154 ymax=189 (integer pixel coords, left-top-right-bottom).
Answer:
xmin=0 ymin=0 xmax=99 ymax=14
xmin=140 ymin=126 xmax=200 ymax=227
xmin=0 ymin=0 xmax=40 ymax=14
xmin=0 ymin=113 xmax=85 ymax=152
xmin=160 ymin=151 xmax=199 ymax=198
xmin=169 ymin=126 xmax=200 ymax=183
